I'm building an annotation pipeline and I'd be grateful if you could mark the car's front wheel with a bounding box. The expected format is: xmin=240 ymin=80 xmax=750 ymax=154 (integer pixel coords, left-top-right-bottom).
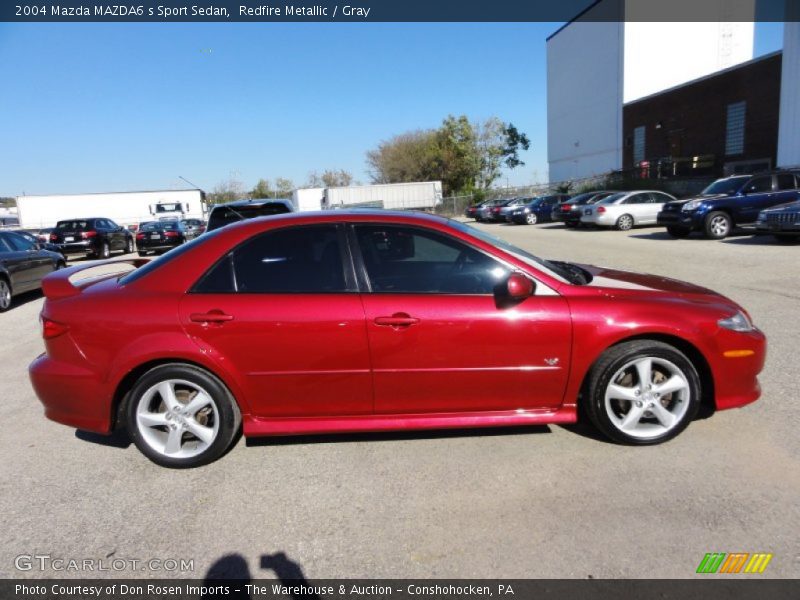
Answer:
xmin=585 ymin=340 xmax=701 ymax=445
xmin=704 ymin=211 xmax=732 ymax=239
xmin=525 ymin=213 xmax=538 ymax=225
xmin=125 ymin=364 xmax=241 ymax=468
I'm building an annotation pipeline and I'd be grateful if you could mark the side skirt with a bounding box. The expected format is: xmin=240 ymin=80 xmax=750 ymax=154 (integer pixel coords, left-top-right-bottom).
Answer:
xmin=243 ymin=407 xmax=577 ymax=437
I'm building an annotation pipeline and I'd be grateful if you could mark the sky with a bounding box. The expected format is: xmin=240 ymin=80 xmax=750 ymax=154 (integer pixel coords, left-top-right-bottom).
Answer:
xmin=0 ymin=21 xmax=785 ymax=198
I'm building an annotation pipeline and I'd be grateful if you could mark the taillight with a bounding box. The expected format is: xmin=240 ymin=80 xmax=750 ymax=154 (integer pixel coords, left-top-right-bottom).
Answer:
xmin=41 ymin=316 xmax=69 ymax=340
xmin=81 ymin=231 xmax=97 ymax=239
xmin=164 ymin=231 xmax=179 ymax=238
xmin=493 ymin=207 xmax=501 ymax=213
xmin=561 ymin=204 xmax=572 ymax=212
xmin=597 ymin=206 xmax=606 ymax=213
xmin=136 ymin=233 xmax=145 ymax=240
xmin=49 ymin=233 xmax=57 ymax=241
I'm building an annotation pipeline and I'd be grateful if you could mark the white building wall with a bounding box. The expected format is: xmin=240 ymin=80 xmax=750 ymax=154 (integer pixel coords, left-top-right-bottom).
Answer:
xmin=778 ymin=21 xmax=800 ymax=168
xmin=547 ymin=20 xmax=624 ymax=183
xmin=623 ymin=22 xmax=754 ymax=103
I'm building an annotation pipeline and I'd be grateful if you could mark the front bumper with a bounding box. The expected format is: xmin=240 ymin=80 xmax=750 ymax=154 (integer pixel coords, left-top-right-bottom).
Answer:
xmin=29 ymin=354 xmax=113 ymax=433
xmin=755 ymin=220 xmax=800 ymax=234
xmin=709 ymin=327 xmax=767 ymax=411
xmin=657 ymin=211 xmax=700 ymax=229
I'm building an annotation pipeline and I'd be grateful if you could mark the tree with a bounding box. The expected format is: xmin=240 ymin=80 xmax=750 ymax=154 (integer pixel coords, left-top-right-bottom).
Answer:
xmin=365 ymin=115 xmax=530 ymax=196
xmin=250 ymin=178 xmax=273 ymax=199
xmin=274 ymin=177 xmax=295 ymax=196
xmin=207 ymin=177 xmax=245 ymax=205
xmin=306 ymin=169 xmax=354 ymax=188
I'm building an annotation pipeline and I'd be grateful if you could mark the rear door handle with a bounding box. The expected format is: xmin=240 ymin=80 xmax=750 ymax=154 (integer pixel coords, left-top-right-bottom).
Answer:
xmin=374 ymin=314 xmax=419 ymax=327
xmin=190 ymin=311 xmax=234 ymax=323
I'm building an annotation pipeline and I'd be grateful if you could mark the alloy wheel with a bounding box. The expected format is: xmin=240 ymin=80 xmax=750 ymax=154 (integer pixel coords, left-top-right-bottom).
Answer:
xmin=135 ymin=379 xmax=220 ymax=459
xmin=617 ymin=215 xmax=633 ymax=231
xmin=709 ymin=215 xmax=730 ymax=238
xmin=525 ymin=213 xmax=538 ymax=225
xmin=0 ymin=280 xmax=10 ymax=311
xmin=603 ymin=356 xmax=691 ymax=440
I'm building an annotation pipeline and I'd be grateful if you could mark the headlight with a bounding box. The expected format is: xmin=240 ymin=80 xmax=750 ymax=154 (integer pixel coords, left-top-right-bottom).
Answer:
xmin=523 ymin=208 xmax=531 ymax=213
xmin=756 ymin=211 xmax=766 ymax=222
xmin=682 ymin=200 xmax=703 ymax=211
xmin=718 ymin=311 xmax=755 ymax=332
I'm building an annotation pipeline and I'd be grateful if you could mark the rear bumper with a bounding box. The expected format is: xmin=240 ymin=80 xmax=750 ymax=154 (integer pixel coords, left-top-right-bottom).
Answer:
xmin=55 ymin=241 xmax=94 ymax=255
xmin=29 ymin=354 xmax=113 ymax=434
xmin=580 ymin=214 xmax=616 ymax=226
xmin=137 ymin=242 xmax=180 ymax=252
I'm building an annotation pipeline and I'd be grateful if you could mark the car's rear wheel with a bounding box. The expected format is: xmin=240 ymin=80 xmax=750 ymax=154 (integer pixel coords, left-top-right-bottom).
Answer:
xmin=615 ymin=214 xmax=634 ymax=231
xmin=125 ymin=237 xmax=134 ymax=254
xmin=0 ymin=278 xmax=11 ymax=312
xmin=99 ymin=241 xmax=110 ymax=259
xmin=126 ymin=364 xmax=241 ymax=468
xmin=704 ymin=212 xmax=732 ymax=240
xmin=585 ymin=340 xmax=701 ymax=445
xmin=666 ymin=226 xmax=691 ymax=238
xmin=525 ymin=213 xmax=538 ymax=225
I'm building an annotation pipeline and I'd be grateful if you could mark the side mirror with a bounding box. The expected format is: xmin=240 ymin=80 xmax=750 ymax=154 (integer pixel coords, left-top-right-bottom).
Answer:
xmin=506 ymin=273 xmax=534 ymax=299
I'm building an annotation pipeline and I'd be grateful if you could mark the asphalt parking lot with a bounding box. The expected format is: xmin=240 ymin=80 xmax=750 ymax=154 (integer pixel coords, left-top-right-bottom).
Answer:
xmin=1 ymin=222 xmax=798 ymax=580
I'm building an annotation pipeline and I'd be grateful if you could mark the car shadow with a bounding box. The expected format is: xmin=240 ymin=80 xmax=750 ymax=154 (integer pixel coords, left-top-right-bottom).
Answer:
xmin=7 ymin=288 xmax=44 ymax=309
xmin=75 ymin=429 xmax=131 ymax=449
xmin=245 ymin=424 xmax=551 ymax=448
xmin=722 ymin=235 xmax=795 ymax=246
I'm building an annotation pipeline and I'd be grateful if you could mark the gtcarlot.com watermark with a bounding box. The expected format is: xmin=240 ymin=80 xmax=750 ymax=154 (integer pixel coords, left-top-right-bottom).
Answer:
xmin=15 ymin=554 xmax=194 ymax=573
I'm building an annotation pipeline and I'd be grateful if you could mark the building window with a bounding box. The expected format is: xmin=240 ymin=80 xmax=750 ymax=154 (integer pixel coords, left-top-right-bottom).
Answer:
xmin=633 ymin=126 xmax=646 ymax=164
xmin=725 ymin=101 xmax=746 ymax=156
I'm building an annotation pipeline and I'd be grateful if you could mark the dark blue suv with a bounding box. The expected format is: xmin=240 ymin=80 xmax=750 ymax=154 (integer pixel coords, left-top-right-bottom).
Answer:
xmin=657 ymin=171 xmax=800 ymax=239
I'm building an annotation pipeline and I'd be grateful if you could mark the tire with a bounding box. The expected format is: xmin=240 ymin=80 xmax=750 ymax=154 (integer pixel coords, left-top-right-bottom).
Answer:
xmin=56 ymin=261 xmax=66 ymax=270
xmin=564 ymin=221 xmax=578 ymax=228
xmin=137 ymin=251 xmax=149 ymax=257
xmin=99 ymin=241 xmax=110 ymax=259
xmin=704 ymin=211 xmax=732 ymax=240
xmin=666 ymin=226 xmax=691 ymax=238
xmin=125 ymin=364 xmax=241 ymax=468
xmin=615 ymin=214 xmax=634 ymax=231
xmin=0 ymin=278 xmax=11 ymax=312
xmin=525 ymin=213 xmax=538 ymax=225
xmin=584 ymin=340 xmax=701 ymax=445
xmin=125 ymin=237 xmax=134 ymax=254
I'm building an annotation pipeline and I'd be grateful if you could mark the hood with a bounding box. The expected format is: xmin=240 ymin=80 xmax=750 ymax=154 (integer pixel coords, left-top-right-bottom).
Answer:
xmin=760 ymin=200 xmax=800 ymax=214
xmin=662 ymin=193 xmax=729 ymax=209
xmin=580 ymin=264 xmax=720 ymax=297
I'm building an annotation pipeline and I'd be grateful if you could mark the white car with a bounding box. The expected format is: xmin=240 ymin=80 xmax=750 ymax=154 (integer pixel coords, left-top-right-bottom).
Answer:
xmin=580 ymin=190 xmax=677 ymax=230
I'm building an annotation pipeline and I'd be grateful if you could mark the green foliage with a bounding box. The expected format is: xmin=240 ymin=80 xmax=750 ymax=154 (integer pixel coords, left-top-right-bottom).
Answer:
xmin=306 ymin=169 xmax=354 ymax=188
xmin=553 ymin=182 xmax=573 ymax=194
xmin=366 ymin=115 xmax=531 ymax=196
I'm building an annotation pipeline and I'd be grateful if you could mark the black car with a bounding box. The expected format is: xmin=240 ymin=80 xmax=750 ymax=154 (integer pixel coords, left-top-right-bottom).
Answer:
xmin=50 ymin=218 xmax=135 ymax=259
xmin=657 ymin=170 xmax=800 ymax=239
xmin=206 ymin=199 xmax=295 ymax=231
xmin=136 ymin=221 xmax=195 ymax=255
xmin=551 ymin=191 xmax=618 ymax=227
xmin=11 ymin=230 xmax=65 ymax=258
xmin=755 ymin=200 xmax=800 ymax=242
xmin=0 ymin=231 xmax=65 ymax=312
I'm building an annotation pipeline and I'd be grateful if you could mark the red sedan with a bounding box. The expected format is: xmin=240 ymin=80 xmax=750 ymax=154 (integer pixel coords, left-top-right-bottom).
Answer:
xmin=29 ymin=211 xmax=766 ymax=468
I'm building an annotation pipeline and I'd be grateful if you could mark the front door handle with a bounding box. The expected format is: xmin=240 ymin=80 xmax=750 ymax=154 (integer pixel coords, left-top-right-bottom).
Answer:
xmin=190 ymin=310 xmax=234 ymax=323
xmin=374 ymin=313 xmax=419 ymax=327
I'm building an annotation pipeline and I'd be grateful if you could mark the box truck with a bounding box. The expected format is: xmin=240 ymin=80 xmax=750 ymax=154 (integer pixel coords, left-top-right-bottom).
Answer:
xmin=16 ymin=189 xmax=207 ymax=230
xmin=324 ymin=181 xmax=443 ymax=210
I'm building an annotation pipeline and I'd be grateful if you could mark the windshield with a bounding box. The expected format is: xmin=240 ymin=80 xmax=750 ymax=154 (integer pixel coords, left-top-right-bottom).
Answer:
xmin=701 ymin=176 xmax=750 ymax=195
xmin=207 ymin=203 xmax=291 ymax=230
xmin=120 ymin=227 xmax=224 ymax=285
xmin=450 ymin=221 xmax=589 ymax=285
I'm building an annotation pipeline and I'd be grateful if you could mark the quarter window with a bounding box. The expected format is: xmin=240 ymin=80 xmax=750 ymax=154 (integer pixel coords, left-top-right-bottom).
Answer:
xmin=776 ymin=174 xmax=797 ymax=191
xmin=354 ymin=225 xmax=509 ymax=294
xmin=194 ymin=225 xmax=348 ymax=294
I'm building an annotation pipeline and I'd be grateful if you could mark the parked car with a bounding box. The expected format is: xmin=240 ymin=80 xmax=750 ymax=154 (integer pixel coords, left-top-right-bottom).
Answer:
xmin=508 ymin=195 xmax=566 ymax=225
xmin=181 ymin=218 xmax=206 ymax=237
xmin=474 ymin=198 xmax=512 ymax=222
xmin=657 ymin=171 xmax=800 ymax=239
xmin=464 ymin=200 xmax=491 ymax=221
xmin=581 ymin=191 xmax=677 ymax=230
xmin=36 ymin=228 xmax=54 ymax=243
xmin=478 ymin=198 xmax=522 ymax=223
xmin=30 ymin=210 xmax=765 ymax=467
xmin=497 ymin=197 xmax=536 ymax=222
xmin=755 ymin=200 xmax=800 ymax=242
xmin=206 ymin=199 xmax=294 ymax=232
xmin=49 ymin=218 xmax=135 ymax=259
xmin=11 ymin=230 xmax=65 ymax=258
xmin=0 ymin=216 xmax=20 ymax=228
xmin=136 ymin=221 xmax=195 ymax=256
xmin=552 ymin=191 xmax=618 ymax=227
xmin=0 ymin=231 xmax=65 ymax=311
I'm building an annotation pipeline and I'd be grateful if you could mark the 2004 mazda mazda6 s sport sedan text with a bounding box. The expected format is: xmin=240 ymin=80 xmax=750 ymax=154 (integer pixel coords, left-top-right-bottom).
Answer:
xmin=29 ymin=211 xmax=766 ymax=468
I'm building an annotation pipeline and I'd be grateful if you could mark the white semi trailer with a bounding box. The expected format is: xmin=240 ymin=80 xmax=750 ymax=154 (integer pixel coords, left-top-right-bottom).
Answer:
xmin=15 ymin=189 xmax=207 ymax=229
xmin=325 ymin=181 xmax=443 ymax=210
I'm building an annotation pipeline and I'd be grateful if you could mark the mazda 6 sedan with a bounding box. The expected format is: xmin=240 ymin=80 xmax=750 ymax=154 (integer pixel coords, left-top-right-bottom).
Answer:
xmin=29 ymin=211 xmax=766 ymax=468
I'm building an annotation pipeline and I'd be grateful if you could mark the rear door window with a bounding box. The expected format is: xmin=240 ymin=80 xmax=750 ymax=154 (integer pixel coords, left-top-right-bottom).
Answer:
xmin=776 ymin=174 xmax=798 ymax=191
xmin=745 ymin=176 xmax=773 ymax=194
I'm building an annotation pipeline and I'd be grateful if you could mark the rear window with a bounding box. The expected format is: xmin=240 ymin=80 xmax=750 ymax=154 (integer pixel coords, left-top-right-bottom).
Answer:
xmin=207 ymin=203 xmax=292 ymax=231
xmin=120 ymin=227 xmax=224 ymax=285
xmin=56 ymin=220 xmax=91 ymax=230
xmin=141 ymin=222 xmax=178 ymax=231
